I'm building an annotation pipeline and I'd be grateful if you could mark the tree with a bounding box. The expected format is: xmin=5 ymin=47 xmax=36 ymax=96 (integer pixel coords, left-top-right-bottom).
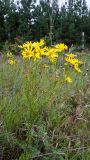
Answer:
xmin=63 ymin=0 xmax=88 ymax=44
xmin=0 ymin=0 xmax=8 ymax=42
xmin=32 ymin=0 xmax=51 ymax=41
xmin=0 ymin=0 xmax=90 ymax=46
xmin=17 ymin=0 xmax=37 ymax=40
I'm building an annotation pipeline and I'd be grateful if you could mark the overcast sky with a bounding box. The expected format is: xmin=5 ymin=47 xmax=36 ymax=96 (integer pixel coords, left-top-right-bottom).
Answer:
xmin=59 ymin=0 xmax=90 ymax=8
xmin=85 ymin=0 xmax=90 ymax=7
xmin=14 ymin=0 xmax=90 ymax=8
xmin=87 ymin=0 xmax=90 ymax=7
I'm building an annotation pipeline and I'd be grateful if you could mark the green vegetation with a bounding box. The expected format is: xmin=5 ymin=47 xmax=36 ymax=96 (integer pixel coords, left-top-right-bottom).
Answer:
xmin=0 ymin=0 xmax=90 ymax=48
xmin=0 ymin=0 xmax=90 ymax=159
xmin=0 ymin=52 xmax=90 ymax=159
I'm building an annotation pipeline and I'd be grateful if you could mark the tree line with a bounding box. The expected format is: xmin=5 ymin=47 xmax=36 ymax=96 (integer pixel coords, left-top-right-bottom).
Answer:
xmin=0 ymin=0 xmax=90 ymax=47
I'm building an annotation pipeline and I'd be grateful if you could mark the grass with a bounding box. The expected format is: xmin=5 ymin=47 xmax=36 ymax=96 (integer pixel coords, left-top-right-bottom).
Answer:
xmin=0 ymin=52 xmax=90 ymax=160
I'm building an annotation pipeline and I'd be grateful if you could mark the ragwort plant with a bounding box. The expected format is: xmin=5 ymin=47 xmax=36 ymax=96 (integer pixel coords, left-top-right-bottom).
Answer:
xmin=0 ymin=40 xmax=90 ymax=160
xmin=12 ymin=39 xmax=84 ymax=83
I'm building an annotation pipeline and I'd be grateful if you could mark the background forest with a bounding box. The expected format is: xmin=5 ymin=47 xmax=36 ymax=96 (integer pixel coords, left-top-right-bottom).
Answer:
xmin=0 ymin=0 xmax=90 ymax=48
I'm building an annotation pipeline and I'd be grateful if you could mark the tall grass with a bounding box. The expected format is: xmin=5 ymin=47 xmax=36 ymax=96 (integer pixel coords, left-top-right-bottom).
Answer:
xmin=0 ymin=53 xmax=90 ymax=160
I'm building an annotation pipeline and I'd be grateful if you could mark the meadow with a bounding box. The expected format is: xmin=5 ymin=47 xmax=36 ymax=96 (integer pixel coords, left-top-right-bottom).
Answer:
xmin=0 ymin=42 xmax=90 ymax=160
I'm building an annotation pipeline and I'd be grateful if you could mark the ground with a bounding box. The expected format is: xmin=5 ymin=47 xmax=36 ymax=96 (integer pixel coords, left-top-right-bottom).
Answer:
xmin=0 ymin=52 xmax=90 ymax=160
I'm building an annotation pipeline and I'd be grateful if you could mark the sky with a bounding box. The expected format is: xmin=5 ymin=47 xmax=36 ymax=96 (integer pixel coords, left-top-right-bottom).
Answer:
xmin=59 ymin=0 xmax=90 ymax=8
xmin=85 ymin=0 xmax=90 ymax=7
xmin=14 ymin=0 xmax=90 ymax=8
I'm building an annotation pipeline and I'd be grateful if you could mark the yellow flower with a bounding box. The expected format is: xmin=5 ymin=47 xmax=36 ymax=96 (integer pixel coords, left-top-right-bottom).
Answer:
xmin=39 ymin=39 xmax=45 ymax=46
xmin=65 ymin=53 xmax=83 ymax=73
xmin=19 ymin=40 xmax=44 ymax=60
xmin=7 ymin=51 xmax=14 ymax=58
xmin=65 ymin=75 xmax=72 ymax=83
xmin=74 ymin=64 xmax=82 ymax=73
xmin=19 ymin=40 xmax=69 ymax=63
xmin=55 ymin=43 xmax=68 ymax=52
xmin=8 ymin=59 xmax=16 ymax=65
xmin=46 ymin=48 xmax=58 ymax=63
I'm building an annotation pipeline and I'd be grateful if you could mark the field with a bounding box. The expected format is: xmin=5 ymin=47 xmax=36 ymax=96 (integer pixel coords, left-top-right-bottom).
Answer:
xmin=0 ymin=51 xmax=90 ymax=160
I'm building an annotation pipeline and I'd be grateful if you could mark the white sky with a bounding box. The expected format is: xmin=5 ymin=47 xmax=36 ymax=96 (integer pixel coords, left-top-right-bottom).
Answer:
xmin=85 ymin=0 xmax=90 ymax=7
xmin=14 ymin=0 xmax=90 ymax=8
xmin=59 ymin=0 xmax=90 ymax=8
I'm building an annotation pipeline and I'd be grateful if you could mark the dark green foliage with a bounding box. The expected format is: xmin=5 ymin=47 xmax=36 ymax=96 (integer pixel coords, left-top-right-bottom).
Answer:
xmin=0 ymin=0 xmax=90 ymax=46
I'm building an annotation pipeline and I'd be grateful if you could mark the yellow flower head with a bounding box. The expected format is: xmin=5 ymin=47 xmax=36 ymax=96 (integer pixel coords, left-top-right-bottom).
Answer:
xmin=65 ymin=53 xmax=84 ymax=73
xmin=39 ymin=39 xmax=45 ymax=46
xmin=74 ymin=64 xmax=82 ymax=73
xmin=7 ymin=51 xmax=14 ymax=58
xmin=8 ymin=59 xmax=16 ymax=65
xmin=47 ymin=48 xmax=58 ymax=63
xmin=65 ymin=75 xmax=72 ymax=83
xmin=55 ymin=43 xmax=68 ymax=52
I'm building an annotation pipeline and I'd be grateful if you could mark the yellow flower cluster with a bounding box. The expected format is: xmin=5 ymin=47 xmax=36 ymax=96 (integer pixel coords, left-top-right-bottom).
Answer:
xmin=55 ymin=43 xmax=68 ymax=52
xmin=7 ymin=40 xmax=84 ymax=84
xmin=19 ymin=39 xmax=68 ymax=63
xmin=7 ymin=51 xmax=17 ymax=65
xmin=65 ymin=53 xmax=84 ymax=73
